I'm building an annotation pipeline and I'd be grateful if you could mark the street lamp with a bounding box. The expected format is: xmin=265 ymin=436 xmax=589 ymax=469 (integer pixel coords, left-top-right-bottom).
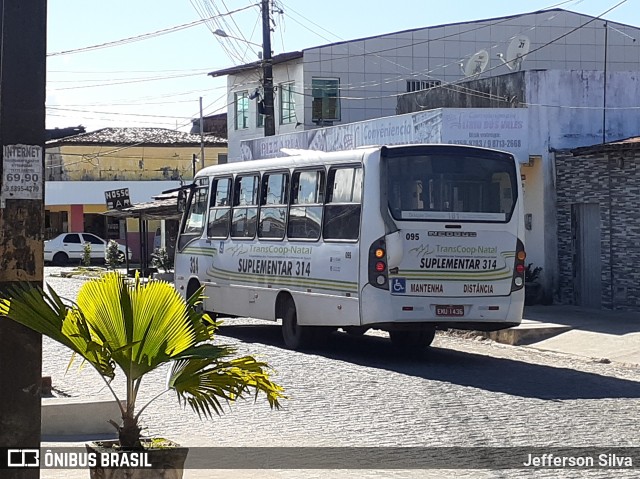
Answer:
xmin=213 ymin=7 xmax=275 ymax=138
xmin=213 ymin=29 xmax=262 ymax=48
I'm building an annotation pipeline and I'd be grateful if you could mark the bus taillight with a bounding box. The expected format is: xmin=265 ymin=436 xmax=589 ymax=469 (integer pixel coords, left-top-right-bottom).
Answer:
xmin=512 ymin=239 xmax=526 ymax=291
xmin=369 ymin=237 xmax=389 ymax=290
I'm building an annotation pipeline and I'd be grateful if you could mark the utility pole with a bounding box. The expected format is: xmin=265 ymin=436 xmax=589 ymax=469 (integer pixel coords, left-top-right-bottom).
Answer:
xmin=602 ymin=22 xmax=608 ymax=144
xmin=199 ymin=96 xmax=205 ymax=167
xmin=262 ymin=0 xmax=275 ymax=137
xmin=0 ymin=1 xmax=47 ymax=477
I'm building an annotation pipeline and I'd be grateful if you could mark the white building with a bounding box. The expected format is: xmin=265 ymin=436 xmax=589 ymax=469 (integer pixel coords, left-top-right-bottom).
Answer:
xmin=208 ymin=8 xmax=640 ymax=307
xmin=209 ymin=8 xmax=640 ymax=162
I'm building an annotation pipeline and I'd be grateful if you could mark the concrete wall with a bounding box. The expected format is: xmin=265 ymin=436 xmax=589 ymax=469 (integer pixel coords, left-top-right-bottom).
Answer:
xmin=46 ymin=145 xmax=226 ymax=181
xmin=225 ymin=10 xmax=640 ymax=160
xmin=45 ymin=180 xmax=181 ymax=206
xmin=397 ymin=72 xmax=527 ymax=113
xmin=302 ymin=10 xmax=639 ymax=126
xmin=526 ymin=70 xmax=640 ymax=301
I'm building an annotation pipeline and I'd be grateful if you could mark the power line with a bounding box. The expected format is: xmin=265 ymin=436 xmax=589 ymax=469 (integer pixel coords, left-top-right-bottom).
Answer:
xmin=47 ymin=4 xmax=258 ymax=57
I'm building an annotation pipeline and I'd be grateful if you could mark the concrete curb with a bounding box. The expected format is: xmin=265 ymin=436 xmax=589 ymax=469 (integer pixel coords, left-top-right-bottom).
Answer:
xmin=42 ymin=397 xmax=123 ymax=436
xmin=481 ymin=320 xmax=572 ymax=346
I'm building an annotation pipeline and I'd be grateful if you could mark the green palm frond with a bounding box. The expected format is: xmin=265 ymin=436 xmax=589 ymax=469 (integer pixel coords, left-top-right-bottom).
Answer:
xmin=168 ymin=356 xmax=285 ymax=419
xmin=0 ymin=283 xmax=115 ymax=379
xmin=0 ymin=272 xmax=285 ymax=449
xmin=76 ymin=272 xmax=197 ymax=380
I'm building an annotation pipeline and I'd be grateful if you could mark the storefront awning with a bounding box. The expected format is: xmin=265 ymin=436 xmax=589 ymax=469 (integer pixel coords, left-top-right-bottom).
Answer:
xmin=102 ymin=193 xmax=181 ymax=221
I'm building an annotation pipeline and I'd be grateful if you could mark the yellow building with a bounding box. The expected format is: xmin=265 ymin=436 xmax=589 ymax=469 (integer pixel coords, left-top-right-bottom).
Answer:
xmin=45 ymin=127 xmax=227 ymax=261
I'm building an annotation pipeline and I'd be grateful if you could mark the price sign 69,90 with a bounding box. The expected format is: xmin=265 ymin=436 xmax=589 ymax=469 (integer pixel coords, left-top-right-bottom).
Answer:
xmin=2 ymin=144 xmax=43 ymax=201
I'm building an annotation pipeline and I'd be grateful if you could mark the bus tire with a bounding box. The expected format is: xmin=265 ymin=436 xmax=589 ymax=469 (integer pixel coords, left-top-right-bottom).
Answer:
xmin=344 ymin=326 xmax=369 ymax=336
xmin=186 ymin=279 xmax=204 ymax=313
xmin=281 ymin=301 xmax=313 ymax=350
xmin=389 ymin=327 xmax=436 ymax=350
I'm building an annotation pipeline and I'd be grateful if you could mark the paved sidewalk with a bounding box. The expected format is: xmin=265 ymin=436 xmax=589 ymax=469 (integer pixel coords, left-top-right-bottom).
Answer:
xmin=521 ymin=304 xmax=640 ymax=365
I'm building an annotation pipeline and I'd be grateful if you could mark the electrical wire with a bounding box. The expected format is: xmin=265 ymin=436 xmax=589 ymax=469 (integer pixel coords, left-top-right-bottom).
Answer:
xmin=47 ymin=4 xmax=257 ymax=57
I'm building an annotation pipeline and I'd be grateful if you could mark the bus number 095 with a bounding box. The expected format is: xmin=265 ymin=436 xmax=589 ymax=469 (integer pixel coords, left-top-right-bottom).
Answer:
xmin=405 ymin=233 xmax=420 ymax=241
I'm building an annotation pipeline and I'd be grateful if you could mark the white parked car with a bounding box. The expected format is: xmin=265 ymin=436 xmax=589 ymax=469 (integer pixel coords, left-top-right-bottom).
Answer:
xmin=44 ymin=233 xmax=131 ymax=266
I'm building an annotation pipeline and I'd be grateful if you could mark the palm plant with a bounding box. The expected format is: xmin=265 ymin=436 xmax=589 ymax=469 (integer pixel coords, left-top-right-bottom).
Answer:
xmin=0 ymin=272 xmax=284 ymax=449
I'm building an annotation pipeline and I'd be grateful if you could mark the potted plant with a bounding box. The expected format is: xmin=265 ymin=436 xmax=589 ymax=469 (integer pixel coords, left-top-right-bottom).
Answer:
xmin=151 ymin=247 xmax=174 ymax=282
xmin=524 ymin=263 xmax=543 ymax=306
xmin=0 ymin=272 xmax=285 ymax=478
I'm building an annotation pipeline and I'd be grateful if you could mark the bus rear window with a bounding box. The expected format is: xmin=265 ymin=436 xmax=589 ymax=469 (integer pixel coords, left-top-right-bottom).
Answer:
xmin=386 ymin=154 xmax=517 ymax=222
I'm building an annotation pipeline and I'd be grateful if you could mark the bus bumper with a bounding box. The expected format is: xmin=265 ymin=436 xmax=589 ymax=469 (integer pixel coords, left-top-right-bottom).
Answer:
xmin=360 ymin=284 xmax=523 ymax=331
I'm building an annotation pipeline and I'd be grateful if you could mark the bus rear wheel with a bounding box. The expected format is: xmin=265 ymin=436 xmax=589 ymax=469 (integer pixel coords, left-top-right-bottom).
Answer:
xmin=389 ymin=327 xmax=436 ymax=350
xmin=344 ymin=326 xmax=369 ymax=336
xmin=281 ymin=302 xmax=314 ymax=350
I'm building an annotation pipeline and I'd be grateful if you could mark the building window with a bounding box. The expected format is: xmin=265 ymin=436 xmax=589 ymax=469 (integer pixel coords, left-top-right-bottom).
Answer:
xmin=234 ymin=91 xmax=249 ymax=130
xmin=279 ymin=82 xmax=296 ymax=125
xmin=256 ymin=106 xmax=264 ymax=129
xmin=311 ymin=78 xmax=340 ymax=123
xmin=406 ymin=80 xmax=441 ymax=92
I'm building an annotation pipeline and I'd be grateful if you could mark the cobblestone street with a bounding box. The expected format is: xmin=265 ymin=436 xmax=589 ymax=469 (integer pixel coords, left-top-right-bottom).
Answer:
xmin=39 ymin=268 xmax=640 ymax=479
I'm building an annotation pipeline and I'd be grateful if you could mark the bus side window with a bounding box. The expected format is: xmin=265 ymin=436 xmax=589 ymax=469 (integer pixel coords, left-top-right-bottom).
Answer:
xmin=178 ymin=183 xmax=209 ymax=250
xmin=323 ymin=166 xmax=362 ymax=241
xmin=182 ymin=186 xmax=208 ymax=235
xmin=231 ymin=174 xmax=259 ymax=239
xmin=208 ymin=177 xmax=232 ymax=238
xmin=288 ymin=169 xmax=324 ymax=240
xmin=259 ymin=172 xmax=288 ymax=240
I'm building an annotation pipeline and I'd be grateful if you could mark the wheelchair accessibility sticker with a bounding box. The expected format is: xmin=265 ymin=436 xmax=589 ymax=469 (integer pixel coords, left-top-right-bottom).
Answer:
xmin=391 ymin=277 xmax=406 ymax=294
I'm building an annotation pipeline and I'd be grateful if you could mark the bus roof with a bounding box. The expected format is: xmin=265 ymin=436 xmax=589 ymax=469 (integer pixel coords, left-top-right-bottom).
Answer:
xmin=195 ymin=143 xmax=516 ymax=179
xmin=195 ymin=147 xmax=381 ymax=178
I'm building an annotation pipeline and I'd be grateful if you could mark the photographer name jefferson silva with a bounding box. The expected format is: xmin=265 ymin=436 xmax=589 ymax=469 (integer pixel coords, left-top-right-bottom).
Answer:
xmin=523 ymin=453 xmax=633 ymax=468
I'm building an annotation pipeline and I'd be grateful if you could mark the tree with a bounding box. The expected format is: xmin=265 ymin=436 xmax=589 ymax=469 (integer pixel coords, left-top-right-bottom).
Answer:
xmin=0 ymin=272 xmax=285 ymax=449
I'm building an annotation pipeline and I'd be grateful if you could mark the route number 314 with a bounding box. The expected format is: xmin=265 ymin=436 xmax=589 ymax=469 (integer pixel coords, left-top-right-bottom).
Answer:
xmin=189 ymin=256 xmax=199 ymax=274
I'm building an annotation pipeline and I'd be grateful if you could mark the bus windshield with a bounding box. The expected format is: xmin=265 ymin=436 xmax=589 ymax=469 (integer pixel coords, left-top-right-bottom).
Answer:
xmin=386 ymin=153 xmax=518 ymax=222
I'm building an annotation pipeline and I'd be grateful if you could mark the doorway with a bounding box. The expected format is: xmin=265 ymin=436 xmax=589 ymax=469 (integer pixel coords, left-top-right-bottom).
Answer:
xmin=571 ymin=203 xmax=602 ymax=308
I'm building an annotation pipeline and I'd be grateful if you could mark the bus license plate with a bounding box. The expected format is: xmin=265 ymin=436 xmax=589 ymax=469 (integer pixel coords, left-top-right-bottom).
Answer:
xmin=435 ymin=305 xmax=464 ymax=316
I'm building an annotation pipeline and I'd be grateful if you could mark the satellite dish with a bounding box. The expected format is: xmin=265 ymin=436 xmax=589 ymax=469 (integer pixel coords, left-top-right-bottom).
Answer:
xmin=463 ymin=50 xmax=489 ymax=77
xmin=504 ymin=35 xmax=530 ymax=70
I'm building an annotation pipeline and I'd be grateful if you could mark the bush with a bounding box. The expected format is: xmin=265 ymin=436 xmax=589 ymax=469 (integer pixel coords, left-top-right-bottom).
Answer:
xmin=82 ymin=242 xmax=92 ymax=266
xmin=151 ymin=247 xmax=173 ymax=273
xmin=525 ymin=263 xmax=542 ymax=283
xmin=105 ymin=240 xmax=124 ymax=269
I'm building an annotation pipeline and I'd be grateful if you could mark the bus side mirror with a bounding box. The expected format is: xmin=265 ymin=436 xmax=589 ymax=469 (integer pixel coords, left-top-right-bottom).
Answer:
xmin=177 ymin=190 xmax=187 ymax=213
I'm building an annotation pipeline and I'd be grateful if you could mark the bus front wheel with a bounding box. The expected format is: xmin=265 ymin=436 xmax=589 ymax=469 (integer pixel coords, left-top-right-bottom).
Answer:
xmin=282 ymin=302 xmax=314 ymax=350
xmin=186 ymin=280 xmax=204 ymax=313
xmin=389 ymin=327 xmax=436 ymax=350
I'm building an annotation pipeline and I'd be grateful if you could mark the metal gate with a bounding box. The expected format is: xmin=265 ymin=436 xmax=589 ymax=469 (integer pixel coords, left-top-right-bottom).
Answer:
xmin=571 ymin=203 xmax=602 ymax=308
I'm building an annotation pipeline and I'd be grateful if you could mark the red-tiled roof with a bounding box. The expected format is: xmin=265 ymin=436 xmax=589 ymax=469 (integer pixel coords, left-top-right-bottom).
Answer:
xmin=46 ymin=127 xmax=226 ymax=147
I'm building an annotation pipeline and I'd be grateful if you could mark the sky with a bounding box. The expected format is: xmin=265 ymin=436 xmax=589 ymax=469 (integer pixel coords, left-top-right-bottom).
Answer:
xmin=46 ymin=0 xmax=639 ymax=134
